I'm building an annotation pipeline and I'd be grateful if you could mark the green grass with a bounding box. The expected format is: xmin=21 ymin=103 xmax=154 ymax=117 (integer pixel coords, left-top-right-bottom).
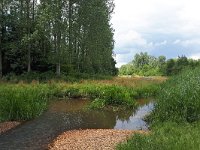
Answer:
xmin=0 ymin=77 xmax=161 ymax=122
xmin=62 ymin=83 xmax=159 ymax=109
xmin=0 ymin=83 xmax=60 ymax=121
xmin=151 ymin=68 xmax=200 ymax=123
xmin=118 ymin=68 xmax=200 ymax=150
xmin=117 ymin=121 xmax=200 ymax=150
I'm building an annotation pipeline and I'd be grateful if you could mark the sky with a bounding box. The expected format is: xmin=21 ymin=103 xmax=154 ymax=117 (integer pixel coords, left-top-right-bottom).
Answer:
xmin=111 ymin=0 xmax=200 ymax=68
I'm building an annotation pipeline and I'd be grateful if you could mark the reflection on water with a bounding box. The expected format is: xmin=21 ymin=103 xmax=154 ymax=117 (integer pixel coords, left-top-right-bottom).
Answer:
xmin=48 ymin=98 xmax=154 ymax=130
xmin=114 ymin=103 xmax=154 ymax=130
xmin=0 ymin=98 xmax=154 ymax=150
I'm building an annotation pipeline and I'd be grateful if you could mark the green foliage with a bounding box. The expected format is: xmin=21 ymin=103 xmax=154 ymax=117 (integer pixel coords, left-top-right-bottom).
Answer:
xmin=135 ymin=84 xmax=160 ymax=98
xmin=0 ymin=84 xmax=58 ymax=121
xmin=2 ymin=72 xmax=114 ymax=83
xmin=152 ymin=67 xmax=200 ymax=123
xmin=63 ymin=81 xmax=160 ymax=109
xmin=119 ymin=64 xmax=135 ymax=75
xmin=118 ymin=67 xmax=200 ymax=150
xmin=0 ymin=77 xmax=161 ymax=121
xmin=119 ymin=53 xmax=200 ymax=77
xmin=63 ymin=84 xmax=138 ymax=108
xmin=88 ymin=98 xmax=106 ymax=109
xmin=162 ymin=56 xmax=200 ymax=76
xmin=117 ymin=122 xmax=200 ymax=150
xmin=119 ymin=52 xmax=166 ymax=76
xmin=0 ymin=0 xmax=117 ymax=78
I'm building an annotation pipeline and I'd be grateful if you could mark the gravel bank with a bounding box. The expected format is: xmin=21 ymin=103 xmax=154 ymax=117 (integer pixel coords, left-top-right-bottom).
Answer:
xmin=49 ymin=129 xmax=146 ymax=150
xmin=0 ymin=122 xmax=21 ymax=134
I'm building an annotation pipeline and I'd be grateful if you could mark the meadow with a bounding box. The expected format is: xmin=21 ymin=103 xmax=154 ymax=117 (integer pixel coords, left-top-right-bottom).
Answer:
xmin=0 ymin=77 xmax=164 ymax=122
xmin=118 ymin=68 xmax=200 ymax=150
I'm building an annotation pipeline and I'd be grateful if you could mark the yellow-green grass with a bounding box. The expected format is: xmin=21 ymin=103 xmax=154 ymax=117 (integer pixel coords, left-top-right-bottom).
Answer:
xmin=0 ymin=77 xmax=163 ymax=122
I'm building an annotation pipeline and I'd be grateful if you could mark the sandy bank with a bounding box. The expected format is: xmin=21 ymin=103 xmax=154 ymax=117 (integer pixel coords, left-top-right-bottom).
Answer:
xmin=49 ymin=129 xmax=146 ymax=150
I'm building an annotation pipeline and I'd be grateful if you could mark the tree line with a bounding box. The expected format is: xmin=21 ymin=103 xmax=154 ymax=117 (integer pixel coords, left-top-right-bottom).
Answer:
xmin=119 ymin=52 xmax=200 ymax=76
xmin=0 ymin=0 xmax=117 ymax=78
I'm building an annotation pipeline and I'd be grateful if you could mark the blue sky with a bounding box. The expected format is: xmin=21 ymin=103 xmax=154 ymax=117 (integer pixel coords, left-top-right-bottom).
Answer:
xmin=112 ymin=0 xmax=200 ymax=67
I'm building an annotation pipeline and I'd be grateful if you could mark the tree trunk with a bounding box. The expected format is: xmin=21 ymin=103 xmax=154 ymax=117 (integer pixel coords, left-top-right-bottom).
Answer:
xmin=32 ymin=0 xmax=35 ymax=21
xmin=0 ymin=30 xmax=2 ymax=78
xmin=0 ymin=45 xmax=2 ymax=78
xmin=68 ymin=0 xmax=73 ymax=64
xmin=0 ymin=2 xmax=3 ymax=78
xmin=56 ymin=30 xmax=61 ymax=76
xmin=56 ymin=63 xmax=61 ymax=76
xmin=27 ymin=46 xmax=31 ymax=72
xmin=26 ymin=0 xmax=31 ymax=73
xmin=55 ymin=0 xmax=62 ymax=76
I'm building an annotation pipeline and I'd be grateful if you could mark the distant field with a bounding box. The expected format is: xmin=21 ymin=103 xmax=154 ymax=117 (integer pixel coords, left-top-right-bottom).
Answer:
xmin=81 ymin=76 xmax=167 ymax=88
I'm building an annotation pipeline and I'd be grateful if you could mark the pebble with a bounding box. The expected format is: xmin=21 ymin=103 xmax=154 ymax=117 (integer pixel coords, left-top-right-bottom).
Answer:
xmin=49 ymin=129 xmax=146 ymax=150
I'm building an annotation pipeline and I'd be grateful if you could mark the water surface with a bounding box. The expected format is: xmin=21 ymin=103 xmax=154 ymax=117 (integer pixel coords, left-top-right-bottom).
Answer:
xmin=0 ymin=98 xmax=153 ymax=150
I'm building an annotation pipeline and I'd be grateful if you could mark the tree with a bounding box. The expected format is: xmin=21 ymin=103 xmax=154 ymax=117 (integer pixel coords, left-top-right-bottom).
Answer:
xmin=0 ymin=0 xmax=3 ymax=78
xmin=166 ymin=59 xmax=175 ymax=75
xmin=133 ymin=52 xmax=150 ymax=68
xmin=120 ymin=52 xmax=166 ymax=76
xmin=0 ymin=0 xmax=117 ymax=78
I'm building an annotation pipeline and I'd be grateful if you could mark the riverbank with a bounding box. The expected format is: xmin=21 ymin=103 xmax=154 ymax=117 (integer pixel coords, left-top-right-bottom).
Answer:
xmin=0 ymin=122 xmax=21 ymax=134
xmin=0 ymin=77 xmax=163 ymax=122
xmin=118 ymin=68 xmax=200 ymax=149
xmin=0 ymin=77 xmax=163 ymax=149
xmin=49 ymin=129 xmax=147 ymax=150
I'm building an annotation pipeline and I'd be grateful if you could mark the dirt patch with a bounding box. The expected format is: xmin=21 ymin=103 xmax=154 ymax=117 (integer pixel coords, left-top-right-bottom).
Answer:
xmin=0 ymin=122 xmax=21 ymax=134
xmin=49 ymin=129 xmax=146 ymax=150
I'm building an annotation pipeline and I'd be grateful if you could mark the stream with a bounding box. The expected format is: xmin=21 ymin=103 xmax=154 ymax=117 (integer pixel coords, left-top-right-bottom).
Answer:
xmin=0 ymin=99 xmax=154 ymax=150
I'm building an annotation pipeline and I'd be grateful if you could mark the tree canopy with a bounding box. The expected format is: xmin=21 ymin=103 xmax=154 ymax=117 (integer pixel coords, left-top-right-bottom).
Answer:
xmin=0 ymin=0 xmax=117 ymax=78
xmin=119 ymin=52 xmax=200 ymax=76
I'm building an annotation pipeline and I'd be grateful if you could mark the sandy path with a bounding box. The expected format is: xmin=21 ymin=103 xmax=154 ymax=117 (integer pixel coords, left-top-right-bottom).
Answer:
xmin=0 ymin=122 xmax=21 ymax=134
xmin=49 ymin=129 xmax=146 ymax=150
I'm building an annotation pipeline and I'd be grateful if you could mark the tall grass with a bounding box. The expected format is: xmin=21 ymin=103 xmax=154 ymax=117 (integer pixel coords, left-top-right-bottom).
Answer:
xmin=62 ymin=83 xmax=160 ymax=109
xmin=0 ymin=83 xmax=60 ymax=121
xmin=63 ymin=84 xmax=138 ymax=109
xmin=151 ymin=68 xmax=200 ymax=123
xmin=117 ymin=121 xmax=200 ymax=150
xmin=0 ymin=77 xmax=161 ymax=121
xmin=118 ymin=68 xmax=200 ymax=150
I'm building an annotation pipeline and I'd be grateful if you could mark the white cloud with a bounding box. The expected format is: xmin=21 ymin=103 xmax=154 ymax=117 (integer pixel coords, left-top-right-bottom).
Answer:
xmin=173 ymin=39 xmax=200 ymax=47
xmin=112 ymin=0 xmax=200 ymax=67
xmin=189 ymin=53 xmax=200 ymax=60
xmin=115 ymin=30 xmax=147 ymax=49
xmin=173 ymin=40 xmax=181 ymax=44
xmin=155 ymin=40 xmax=167 ymax=47
xmin=181 ymin=39 xmax=200 ymax=47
